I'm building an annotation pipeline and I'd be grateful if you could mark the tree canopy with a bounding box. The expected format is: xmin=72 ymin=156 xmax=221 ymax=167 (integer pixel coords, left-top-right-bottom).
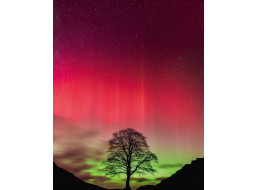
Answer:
xmin=103 ymin=128 xmax=158 ymax=190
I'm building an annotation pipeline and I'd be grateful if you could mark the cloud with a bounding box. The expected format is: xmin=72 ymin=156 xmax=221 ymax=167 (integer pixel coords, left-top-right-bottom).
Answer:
xmin=130 ymin=177 xmax=149 ymax=183
xmin=53 ymin=114 xmax=108 ymax=183
xmin=53 ymin=115 xmax=100 ymax=143
xmin=158 ymin=163 xmax=183 ymax=168
xmin=53 ymin=115 xmax=106 ymax=162
xmin=91 ymin=176 xmax=111 ymax=183
xmin=53 ymin=143 xmax=106 ymax=165
xmin=97 ymin=181 xmax=124 ymax=189
xmin=97 ymin=168 xmax=106 ymax=172
xmin=54 ymin=146 xmax=86 ymax=163
xmin=55 ymin=162 xmax=95 ymax=174
xmin=155 ymin=177 xmax=166 ymax=181
xmin=75 ymin=173 xmax=91 ymax=180
xmin=76 ymin=172 xmax=111 ymax=182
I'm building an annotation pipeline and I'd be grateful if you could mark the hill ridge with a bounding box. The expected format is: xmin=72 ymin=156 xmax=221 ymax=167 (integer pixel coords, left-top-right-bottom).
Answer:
xmin=53 ymin=158 xmax=204 ymax=190
xmin=53 ymin=162 xmax=106 ymax=190
xmin=137 ymin=158 xmax=204 ymax=190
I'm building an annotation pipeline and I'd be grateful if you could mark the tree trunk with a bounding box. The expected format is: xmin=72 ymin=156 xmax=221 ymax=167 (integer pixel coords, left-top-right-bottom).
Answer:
xmin=126 ymin=174 xmax=131 ymax=190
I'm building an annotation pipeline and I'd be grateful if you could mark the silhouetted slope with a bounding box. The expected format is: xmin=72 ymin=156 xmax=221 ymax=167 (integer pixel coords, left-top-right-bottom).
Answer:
xmin=54 ymin=158 xmax=203 ymax=190
xmin=156 ymin=158 xmax=204 ymax=190
xmin=137 ymin=158 xmax=204 ymax=190
xmin=53 ymin=162 xmax=106 ymax=190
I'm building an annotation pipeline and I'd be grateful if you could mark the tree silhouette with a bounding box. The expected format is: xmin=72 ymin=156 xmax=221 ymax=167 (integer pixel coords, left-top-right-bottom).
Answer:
xmin=103 ymin=128 xmax=158 ymax=190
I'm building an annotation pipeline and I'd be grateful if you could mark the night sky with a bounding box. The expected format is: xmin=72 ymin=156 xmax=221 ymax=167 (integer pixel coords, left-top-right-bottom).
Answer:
xmin=53 ymin=0 xmax=204 ymax=189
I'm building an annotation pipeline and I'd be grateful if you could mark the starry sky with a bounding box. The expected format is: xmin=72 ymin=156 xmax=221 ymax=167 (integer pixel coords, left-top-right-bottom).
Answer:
xmin=53 ymin=0 xmax=204 ymax=189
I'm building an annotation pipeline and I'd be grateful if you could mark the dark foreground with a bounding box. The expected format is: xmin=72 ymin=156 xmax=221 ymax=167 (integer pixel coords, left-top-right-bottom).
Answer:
xmin=54 ymin=158 xmax=204 ymax=190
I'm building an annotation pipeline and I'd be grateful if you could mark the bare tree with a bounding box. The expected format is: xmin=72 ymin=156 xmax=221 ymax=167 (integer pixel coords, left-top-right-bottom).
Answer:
xmin=103 ymin=128 xmax=158 ymax=190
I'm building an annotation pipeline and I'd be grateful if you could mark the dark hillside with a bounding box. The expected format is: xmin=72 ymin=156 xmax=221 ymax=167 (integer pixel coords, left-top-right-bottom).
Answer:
xmin=137 ymin=158 xmax=204 ymax=190
xmin=53 ymin=162 xmax=106 ymax=190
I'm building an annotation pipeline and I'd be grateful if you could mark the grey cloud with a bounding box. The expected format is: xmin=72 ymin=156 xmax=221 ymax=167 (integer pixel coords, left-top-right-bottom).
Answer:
xmin=159 ymin=163 xmax=183 ymax=168
xmin=56 ymin=162 xmax=95 ymax=174
xmin=76 ymin=173 xmax=111 ymax=182
xmin=155 ymin=177 xmax=166 ymax=181
xmin=130 ymin=177 xmax=149 ymax=183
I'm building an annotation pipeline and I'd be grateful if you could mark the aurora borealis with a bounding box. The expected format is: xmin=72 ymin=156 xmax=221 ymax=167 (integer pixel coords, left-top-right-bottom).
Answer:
xmin=53 ymin=0 xmax=204 ymax=189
